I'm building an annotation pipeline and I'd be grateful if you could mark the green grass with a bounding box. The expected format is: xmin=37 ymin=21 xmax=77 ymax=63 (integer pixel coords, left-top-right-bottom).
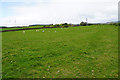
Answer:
xmin=1 ymin=28 xmax=24 ymax=31
xmin=0 ymin=26 xmax=43 ymax=31
xmin=2 ymin=25 xmax=118 ymax=78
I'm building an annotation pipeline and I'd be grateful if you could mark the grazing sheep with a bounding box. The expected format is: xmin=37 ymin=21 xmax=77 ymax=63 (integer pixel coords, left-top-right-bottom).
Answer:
xmin=42 ymin=30 xmax=44 ymax=32
xmin=23 ymin=31 xmax=25 ymax=33
xmin=36 ymin=30 xmax=39 ymax=32
xmin=55 ymin=31 xmax=56 ymax=32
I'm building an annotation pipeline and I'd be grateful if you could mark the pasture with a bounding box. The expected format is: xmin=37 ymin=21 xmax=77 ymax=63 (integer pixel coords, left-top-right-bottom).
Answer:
xmin=0 ymin=25 xmax=43 ymax=31
xmin=2 ymin=25 xmax=118 ymax=78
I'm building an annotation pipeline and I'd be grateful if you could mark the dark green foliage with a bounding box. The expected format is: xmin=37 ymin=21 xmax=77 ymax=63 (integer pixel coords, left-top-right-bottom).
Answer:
xmin=80 ymin=21 xmax=87 ymax=26
xmin=109 ymin=22 xmax=119 ymax=26
xmin=53 ymin=24 xmax=59 ymax=28
xmin=118 ymin=23 xmax=120 ymax=26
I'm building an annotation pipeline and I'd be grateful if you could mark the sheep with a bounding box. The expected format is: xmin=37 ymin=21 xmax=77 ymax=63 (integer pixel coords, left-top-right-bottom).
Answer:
xmin=36 ymin=30 xmax=39 ymax=32
xmin=23 ymin=31 xmax=25 ymax=33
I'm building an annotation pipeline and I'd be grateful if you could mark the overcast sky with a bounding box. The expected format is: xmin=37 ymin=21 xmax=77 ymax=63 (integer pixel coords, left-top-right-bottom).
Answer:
xmin=0 ymin=0 xmax=119 ymax=27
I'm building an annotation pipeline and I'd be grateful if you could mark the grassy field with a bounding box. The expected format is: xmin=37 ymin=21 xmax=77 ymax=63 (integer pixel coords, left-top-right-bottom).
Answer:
xmin=2 ymin=25 xmax=118 ymax=78
xmin=0 ymin=28 xmax=24 ymax=31
xmin=0 ymin=25 xmax=43 ymax=31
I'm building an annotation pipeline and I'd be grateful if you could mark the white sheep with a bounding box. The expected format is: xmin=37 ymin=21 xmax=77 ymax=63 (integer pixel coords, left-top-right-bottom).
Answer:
xmin=23 ymin=31 xmax=25 ymax=33
xmin=36 ymin=30 xmax=39 ymax=32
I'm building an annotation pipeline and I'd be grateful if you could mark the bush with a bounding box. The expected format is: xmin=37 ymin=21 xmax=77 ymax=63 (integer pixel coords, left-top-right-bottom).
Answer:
xmin=118 ymin=23 xmax=120 ymax=26
xmin=54 ymin=24 xmax=60 ymax=28
xmin=109 ymin=22 xmax=119 ymax=26
xmin=80 ymin=22 xmax=87 ymax=26
xmin=64 ymin=25 xmax=68 ymax=28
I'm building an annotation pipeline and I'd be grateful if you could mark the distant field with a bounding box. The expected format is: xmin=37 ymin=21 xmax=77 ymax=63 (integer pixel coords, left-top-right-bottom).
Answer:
xmin=2 ymin=25 xmax=118 ymax=78
xmin=0 ymin=25 xmax=43 ymax=31
xmin=0 ymin=28 xmax=24 ymax=31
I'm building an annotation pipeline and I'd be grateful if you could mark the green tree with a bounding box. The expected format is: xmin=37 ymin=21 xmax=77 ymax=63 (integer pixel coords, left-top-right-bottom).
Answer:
xmin=80 ymin=21 xmax=87 ymax=26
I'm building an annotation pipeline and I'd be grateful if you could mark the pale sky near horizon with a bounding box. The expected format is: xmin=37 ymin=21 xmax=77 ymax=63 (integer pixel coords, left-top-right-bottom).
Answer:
xmin=0 ymin=0 xmax=119 ymax=27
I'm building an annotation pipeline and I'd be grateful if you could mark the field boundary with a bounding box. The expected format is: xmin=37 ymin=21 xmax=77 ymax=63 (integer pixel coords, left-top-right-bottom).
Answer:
xmin=0 ymin=27 xmax=58 ymax=32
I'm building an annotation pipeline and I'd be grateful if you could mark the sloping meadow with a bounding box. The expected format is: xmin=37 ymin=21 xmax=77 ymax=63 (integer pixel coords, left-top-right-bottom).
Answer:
xmin=2 ymin=25 xmax=118 ymax=78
